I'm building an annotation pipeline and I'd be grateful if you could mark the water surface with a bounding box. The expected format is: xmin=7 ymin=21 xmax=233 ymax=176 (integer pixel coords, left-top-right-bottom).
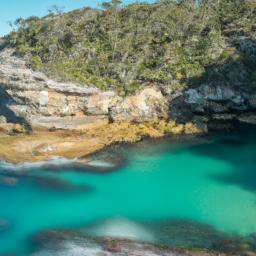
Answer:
xmin=0 ymin=127 xmax=256 ymax=254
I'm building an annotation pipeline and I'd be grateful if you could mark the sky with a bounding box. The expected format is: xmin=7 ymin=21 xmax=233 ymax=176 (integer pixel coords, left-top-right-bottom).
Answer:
xmin=0 ymin=0 xmax=154 ymax=37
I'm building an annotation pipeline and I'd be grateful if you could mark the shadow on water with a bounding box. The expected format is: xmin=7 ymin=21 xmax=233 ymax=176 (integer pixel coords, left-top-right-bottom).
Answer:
xmin=185 ymin=124 xmax=256 ymax=193
xmin=139 ymin=219 xmax=228 ymax=249
xmin=177 ymin=31 xmax=256 ymax=194
xmin=0 ymin=173 xmax=93 ymax=193
xmin=0 ymin=88 xmax=32 ymax=132
xmin=0 ymin=218 xmax=10 ymax=236
xmin=211 ymin=167 xmax=256 ymax=194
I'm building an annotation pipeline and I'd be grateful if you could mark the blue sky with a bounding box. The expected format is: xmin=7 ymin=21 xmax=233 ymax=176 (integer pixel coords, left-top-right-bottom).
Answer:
xmin=0 ymin=0 xmax=154 ymax=37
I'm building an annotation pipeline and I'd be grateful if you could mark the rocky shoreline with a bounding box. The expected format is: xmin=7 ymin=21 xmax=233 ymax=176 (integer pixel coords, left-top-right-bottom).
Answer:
xmin=30 ymin=230 xmax=226 ymax=256
xmin=0 ymin=121 xmax=202 ymax=164
xmin=0 ymin=48 xmax=256 ymax=164
xmin=29 ymin=226 xmax=256 ymax=256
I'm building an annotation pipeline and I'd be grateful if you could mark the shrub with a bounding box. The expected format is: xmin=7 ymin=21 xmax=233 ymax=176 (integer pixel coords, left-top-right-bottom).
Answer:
xmin=4 ymin=0 xmax=256 ymax=94
xmin=31 ymin=56 xmax=43 ymax=69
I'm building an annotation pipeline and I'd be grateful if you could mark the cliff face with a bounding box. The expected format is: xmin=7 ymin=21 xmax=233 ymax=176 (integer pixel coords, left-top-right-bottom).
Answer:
xmin=1 ymin=47 xmax=256 ymax=134
xmin=172 ymin=84 xmax=256 ymax=128
xmin=0 ymin=48 xmax=167 ymax=131
xmin=1 ymin=0 xmax=256 ymax=134
xmin=1 ymin=47 xmax=256 ymax=163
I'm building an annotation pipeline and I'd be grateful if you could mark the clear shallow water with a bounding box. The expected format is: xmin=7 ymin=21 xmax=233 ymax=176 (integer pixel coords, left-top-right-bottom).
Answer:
xmin=0 ymin=128 xmax=256 ymax=254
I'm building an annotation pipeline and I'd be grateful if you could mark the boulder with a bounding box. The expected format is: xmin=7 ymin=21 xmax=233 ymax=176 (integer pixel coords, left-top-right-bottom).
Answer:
xmin=109 ymin=87 xmax=168 ymax=122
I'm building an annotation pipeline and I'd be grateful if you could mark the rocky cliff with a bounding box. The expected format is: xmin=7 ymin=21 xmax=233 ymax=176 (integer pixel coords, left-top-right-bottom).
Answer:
xmin=1 ymin=42 xmax=256 ymax=164
xmin=1 ymin=47 xmax=256 ymax=134
xmin=0 ymin=48 xmax=168 ymax=131
xmin=171 ymin=84 xmax=256 ymax=130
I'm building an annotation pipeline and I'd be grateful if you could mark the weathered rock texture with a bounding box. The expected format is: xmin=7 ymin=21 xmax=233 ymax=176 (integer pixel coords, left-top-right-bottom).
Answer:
xmin=0 ymin=49 xmax=167 ymax=130
xmin=1 ymin=48 xmax=256 ymax=133
xmin=32 ymin=229 xmax=227 ymax=256
xmin=0 ymin=48 xmax=256 ymax=163
xmin=170 ymin=84 xmax=256 ymax=129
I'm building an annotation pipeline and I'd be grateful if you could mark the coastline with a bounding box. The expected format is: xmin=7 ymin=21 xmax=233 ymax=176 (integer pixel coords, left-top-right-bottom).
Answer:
xmin=31 ymin=229 xmax=228 ymax=256
xmin=0 ymin=120 xmax=203 ymax=164
xmin=1 ymin=121 xmax=256 ymax=256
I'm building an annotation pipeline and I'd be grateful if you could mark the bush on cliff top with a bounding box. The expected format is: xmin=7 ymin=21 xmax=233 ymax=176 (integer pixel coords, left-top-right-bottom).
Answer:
xmin=4 ymin=0 xmax=256 ymax=94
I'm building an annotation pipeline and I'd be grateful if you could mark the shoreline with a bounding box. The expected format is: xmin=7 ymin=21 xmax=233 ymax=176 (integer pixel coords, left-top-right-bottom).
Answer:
xmin=31 ymin=229 xmax=228 ymax=256
xmin=0 ymin=120 xmax=203 ymax=165
xmin=1 ymin=123 xmax=256 ymax=256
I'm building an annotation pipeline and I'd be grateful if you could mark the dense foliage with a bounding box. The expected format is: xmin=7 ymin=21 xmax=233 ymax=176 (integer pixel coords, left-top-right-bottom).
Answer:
xmin=4 ymin=0 xmax=256 ymax=94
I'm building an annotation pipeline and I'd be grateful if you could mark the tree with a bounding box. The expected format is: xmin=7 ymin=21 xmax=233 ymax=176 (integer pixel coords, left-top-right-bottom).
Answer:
xmin=101 ymin=0 xmax=122 ymax=10
xmin=101 ymin=0 xmax=123 ymax=60
xmin=48 ymin=5 xmax=65 ymax=16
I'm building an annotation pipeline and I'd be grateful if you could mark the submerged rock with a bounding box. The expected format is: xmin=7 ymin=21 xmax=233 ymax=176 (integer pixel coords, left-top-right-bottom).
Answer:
xmin=0 ymin=218 xmax=10 ymax=233
xmin=0 ymin=175 xmax=19 ymax=186
xmin=31 ymin=229 xmax=226 ymax=256
xmin=141 ymin=219 xmax=228 ymax=249
xmin=27 ymin=175 xmax=92 ymax=193
xmin=212 ymin=237 xmax=256 ymax=256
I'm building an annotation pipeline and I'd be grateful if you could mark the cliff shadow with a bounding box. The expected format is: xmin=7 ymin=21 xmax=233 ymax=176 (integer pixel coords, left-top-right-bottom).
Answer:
xmin=169 ymin=33 xmax=256 ymax=193
xmin=0 ymin=87 xmax=32 ymax=132
xmin=168 ymin=35 xmax=256 ymax=123
xmin=184 ymin=125 xmax=256 ymax=193
xmin=188 ymin=35 xmax=256 ymax=90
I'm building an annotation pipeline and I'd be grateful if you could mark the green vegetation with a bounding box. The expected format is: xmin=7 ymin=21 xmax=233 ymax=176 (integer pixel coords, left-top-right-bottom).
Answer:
xmin=4 ymin=0 xmax=256 ymax=94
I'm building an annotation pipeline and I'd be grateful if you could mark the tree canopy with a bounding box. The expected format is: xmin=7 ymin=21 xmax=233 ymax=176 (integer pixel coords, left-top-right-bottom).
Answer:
xmin=4 ymin=0 xmax=256 ymax=95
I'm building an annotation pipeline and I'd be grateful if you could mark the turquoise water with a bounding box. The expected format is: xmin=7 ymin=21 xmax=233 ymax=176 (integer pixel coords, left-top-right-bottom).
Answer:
xmin=0 ymin=128 xmax=256 ymax=254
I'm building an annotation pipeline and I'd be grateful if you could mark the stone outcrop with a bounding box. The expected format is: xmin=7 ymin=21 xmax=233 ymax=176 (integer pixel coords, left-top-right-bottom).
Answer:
xmin=170 ymin=84 xmax=256 ymax=127
xmin=185 ymin=85 xmax=249 ymax=113
xmin=109 ymin=87 xmax=168 ymax=122
xmin=32 ymin=229 xmax=227 ymax=256
xmin=0 ymin=48 xmax=168 ymax=130
xmin=1 ymin=48 xmax=256 ymax=133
